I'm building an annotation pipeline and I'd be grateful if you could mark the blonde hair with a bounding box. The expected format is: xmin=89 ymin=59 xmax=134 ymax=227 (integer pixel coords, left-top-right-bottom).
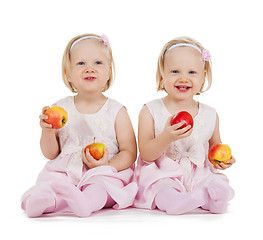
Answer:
xmin=62 ymin=33 xmax=115 ymax=93
xmin=156 ymin=36 xmax=212 ymax=95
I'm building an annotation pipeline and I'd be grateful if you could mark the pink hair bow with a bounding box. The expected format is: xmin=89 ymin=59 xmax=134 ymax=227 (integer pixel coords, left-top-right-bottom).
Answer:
xmin=101 ymin=34 xmax=110 ymax=46
xmin=202 ymin=49 xmax=211 ymax=61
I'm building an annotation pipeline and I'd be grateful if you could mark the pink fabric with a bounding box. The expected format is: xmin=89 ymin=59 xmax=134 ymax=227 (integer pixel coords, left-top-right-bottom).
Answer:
xmin=154 ymin=176 xmax=234 ymax=215
xmin=155 ymin=187 xmax=206 ymax=215
xmin=133 ymin=99 xmax=234 ymax=214
xmin=201 ymin=49 xmax=211 ymax=61
xmin=52 ymin=182 xmax=109 ymax=217
xmin=21 ymin=96 xmax=137 ymax=217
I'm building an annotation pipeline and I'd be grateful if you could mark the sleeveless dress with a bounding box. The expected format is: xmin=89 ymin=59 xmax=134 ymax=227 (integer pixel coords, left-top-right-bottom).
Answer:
xmin=21 ymin=96 xmax=138 ymax=214
xmin=133 ymin=99 xmax=234 ymax=210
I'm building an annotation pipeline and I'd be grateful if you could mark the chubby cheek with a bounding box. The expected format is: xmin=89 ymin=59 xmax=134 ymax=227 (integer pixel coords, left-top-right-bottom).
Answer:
xmin=105 ymin=67 xmax=111 ymax=79
xmin=196 ymin=77 xmax=206 ymax=92
xmin=101 ymin=65 xmax=111 ymax=81
xmin=162 ymin=76 xmax=176 ymax=89
xmin=68 ymin=67 xmax=82 ymax=81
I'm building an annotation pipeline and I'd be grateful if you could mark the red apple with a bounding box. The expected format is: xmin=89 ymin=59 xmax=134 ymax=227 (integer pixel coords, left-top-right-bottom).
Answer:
xmin=170 ymin=111 xmax=194 ymax=130
xmin=44 ymin=106 xmax=68 ymax=129
xmin=208 ymin=144 xmax=231 ymax=165
xmin=85 ymin=141 xmax=106 ymax=160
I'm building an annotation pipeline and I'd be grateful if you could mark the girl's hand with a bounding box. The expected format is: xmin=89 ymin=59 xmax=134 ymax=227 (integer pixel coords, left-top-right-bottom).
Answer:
xmin=39 ymin=106 xmax=53 ymax=130
xmin=82 ymin=147 xmax=109 ymax=169
xmin=213 ymin=155 xmax=236 ymax=170
xmin=39 ymin=106 xmax=60 ymax=159
xmin=161 ymin=116 xmax=193 ymax=144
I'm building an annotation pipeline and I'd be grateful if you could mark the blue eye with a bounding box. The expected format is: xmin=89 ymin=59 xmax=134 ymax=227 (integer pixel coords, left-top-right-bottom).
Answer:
xmin=77 ymin=62 xmax=85 ymax=65
xmin=189 ymin=71 xmax=196 ymax=74
xmin=95 ymin=61 xmax=102 ymax=65
xmin=172 ymin=70 xmax=179 ymax=74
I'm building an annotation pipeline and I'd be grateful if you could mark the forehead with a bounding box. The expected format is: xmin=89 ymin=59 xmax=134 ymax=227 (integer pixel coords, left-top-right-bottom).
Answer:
xmin=164 ymin=46 xmax=203 ymax=68
xmin=70 ymin=38 xmax=109 ymax=60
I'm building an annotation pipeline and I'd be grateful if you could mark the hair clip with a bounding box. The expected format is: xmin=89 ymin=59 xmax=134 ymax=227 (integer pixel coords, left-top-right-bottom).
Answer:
xmin=201 ymin=49 xmax=211 ymax=61
xmin=101 ymin=35 xmax=110 ymax=46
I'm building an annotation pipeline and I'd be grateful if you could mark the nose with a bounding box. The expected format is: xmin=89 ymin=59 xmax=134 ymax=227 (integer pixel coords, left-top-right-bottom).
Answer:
xmin=178 ymin=74 xmax=189 ymax=82
xmin=84 ymin=66 xmax=95 ymax=73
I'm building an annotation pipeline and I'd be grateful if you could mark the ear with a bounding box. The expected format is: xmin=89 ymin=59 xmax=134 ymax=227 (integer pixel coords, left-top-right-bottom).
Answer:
xmin=108 ymin=65 xmax=112 ymax=79
xmin=203 ymin=70 xmax=207 ymax=80
xmin=64 ymin=68 xmax=72 ymax=83
xmin=67 ymin=73 xmax=73 ymax=83
xmin=159 ymin=77 xmax=164 ymax=89
xmin=198 ymin=71 xmax=207 ymax=95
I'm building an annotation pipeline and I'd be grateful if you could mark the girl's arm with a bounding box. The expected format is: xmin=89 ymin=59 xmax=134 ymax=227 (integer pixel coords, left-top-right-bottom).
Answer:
xmin=209 ymin=113 xmax=235 ymax=169
xmin=39 ymin=106 xmax=60 ymax=160
xmin=108 ymin=107 xmax=137 ymax=171
xmin=138 ymin=105 xmax=192 ymax=162
xmin=209 ymin=113 xmax=222 ymax=147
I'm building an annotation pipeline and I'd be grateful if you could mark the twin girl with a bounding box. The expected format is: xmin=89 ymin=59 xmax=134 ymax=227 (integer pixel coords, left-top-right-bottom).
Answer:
xmin=21 ymin=34 xmax=235 ymax=217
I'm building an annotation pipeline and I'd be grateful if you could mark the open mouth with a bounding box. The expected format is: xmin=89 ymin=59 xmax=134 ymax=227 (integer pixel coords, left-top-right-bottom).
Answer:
xmin=175 ymin=86 xmax=191 ymax=92
xmin=84 ymin=77 xmax=96 ymax=81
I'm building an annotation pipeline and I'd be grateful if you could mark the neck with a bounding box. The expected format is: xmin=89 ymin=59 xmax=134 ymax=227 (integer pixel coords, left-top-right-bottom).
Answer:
xmin=73 ymin=92 xmax=108 ymax=114
xmin=162 ymin=95 xmax=199 ymax=116
xmin=165 ymin=95 xmax=197 ymax=109
xmin=75 ymin=91 xmax=106 ymax=103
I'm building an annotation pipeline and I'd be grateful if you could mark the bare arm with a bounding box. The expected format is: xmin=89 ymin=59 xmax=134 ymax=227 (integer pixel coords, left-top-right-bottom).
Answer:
xmin=209 ymin=113 xmax=235 ymax=170
xmin=39 ymin=106 xmax=60 ymax=160
xmin=108 ymin=107 xmax=137 ymax=171
xmin=83 ymin=107 xmax=137 ymax=171
xmin=138 ymin=105 xmax=192 ymax=162
xmin=209 ymin=113 xmax=222 ymax=148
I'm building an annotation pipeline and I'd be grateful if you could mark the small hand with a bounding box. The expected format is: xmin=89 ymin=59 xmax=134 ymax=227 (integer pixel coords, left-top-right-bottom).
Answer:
xmin=162 ymin=116 xmax=193 ymax=143
xmin=214 ymin=155 xmax=236 ymax=170
xmin=82 ymin=147 xmax=109 ymax=169
xmin=39 ymin=106 xmax=53 ymax=130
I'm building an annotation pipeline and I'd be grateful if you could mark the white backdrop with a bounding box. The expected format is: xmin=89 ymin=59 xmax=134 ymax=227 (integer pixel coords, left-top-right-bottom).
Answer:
xmin=1 ymin=0 xmax=262 ymax=239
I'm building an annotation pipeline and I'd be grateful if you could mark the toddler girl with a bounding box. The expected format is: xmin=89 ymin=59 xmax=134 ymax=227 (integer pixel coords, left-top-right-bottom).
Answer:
xmin=133 ymin=37 xmax=235 ymax=214
xmin=21 ymin=34 xmax=138 ymax=217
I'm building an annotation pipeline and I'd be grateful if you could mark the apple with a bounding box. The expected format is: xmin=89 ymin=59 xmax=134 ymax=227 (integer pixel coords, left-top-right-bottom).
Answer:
xmin=170 ymin=111 xmax=194 ymax=130
xmin=85 ymin=140 xmax=106 ymax=160
xmin=44 ymin=106 xmax=68 ymax=129
xmin=208 ymin=144 xmax=231 ymax=165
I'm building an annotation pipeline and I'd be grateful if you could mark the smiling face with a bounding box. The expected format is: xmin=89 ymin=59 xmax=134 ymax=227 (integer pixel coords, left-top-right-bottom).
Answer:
xmin=68 ymin=39 xmax=111 ymax=94
xmin=162 ymin=46 xmax=206 ymax=101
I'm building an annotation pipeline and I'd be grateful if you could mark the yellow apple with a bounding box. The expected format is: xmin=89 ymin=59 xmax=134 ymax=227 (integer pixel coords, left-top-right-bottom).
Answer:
xmin=85 ymin=142 xmax=105 ymax=160
xmin=44 ymin=106 xmax=68 ymax=129
xmin=208 ymin=144 xmax=231 ymax=165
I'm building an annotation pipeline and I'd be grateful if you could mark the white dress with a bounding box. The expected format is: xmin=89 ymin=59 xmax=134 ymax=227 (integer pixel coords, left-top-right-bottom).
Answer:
xmin=133 ymin=99 xmax=234 ymax=210
xmin=22 ymin=96 xmax=138 ymax=213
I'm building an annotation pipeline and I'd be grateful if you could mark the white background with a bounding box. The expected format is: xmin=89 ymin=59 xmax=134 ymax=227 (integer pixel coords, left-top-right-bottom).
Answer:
xmin=1 ymin=0 xmax=262 ymax=239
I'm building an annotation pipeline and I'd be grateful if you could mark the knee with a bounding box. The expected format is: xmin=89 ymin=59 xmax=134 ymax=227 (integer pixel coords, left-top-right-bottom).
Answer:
xmin=207 ymin=179 xmax=233 ymax=200
xmin=85 ymin=183 xmax=106 ymax=194
xmin=83 ymin=184 xmax=108 ymax=204
xmin=205 ymin=180 xmax=234 ymax=214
